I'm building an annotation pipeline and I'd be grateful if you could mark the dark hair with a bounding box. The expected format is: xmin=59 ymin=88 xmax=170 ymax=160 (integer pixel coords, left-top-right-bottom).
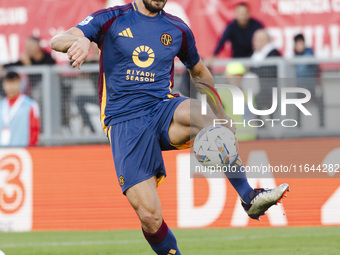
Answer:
xmin=27 ymin=36 xmax=40 ymax=45
xmin=294 ymin=33 xmax=305 ymax=42
xmin=236 ymin=2 xmax=250 ymax=9
xmin=4 ymin=71 xmax=20 ymax=80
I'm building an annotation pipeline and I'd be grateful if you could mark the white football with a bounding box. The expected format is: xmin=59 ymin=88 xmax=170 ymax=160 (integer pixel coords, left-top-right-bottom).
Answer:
xmin=194 ymin=126 xmax=238 ymax=166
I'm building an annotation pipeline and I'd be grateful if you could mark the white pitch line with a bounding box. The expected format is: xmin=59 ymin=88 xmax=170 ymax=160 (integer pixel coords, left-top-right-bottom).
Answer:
xmin=0 ymin=239 xmax=145 ymax=248
xmin=0 ymin=231 xmax=336 ymax=249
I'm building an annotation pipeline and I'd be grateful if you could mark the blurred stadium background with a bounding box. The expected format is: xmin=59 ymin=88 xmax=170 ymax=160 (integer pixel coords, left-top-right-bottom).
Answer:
xmin=0 ymin=0 xmax=339 ymax=254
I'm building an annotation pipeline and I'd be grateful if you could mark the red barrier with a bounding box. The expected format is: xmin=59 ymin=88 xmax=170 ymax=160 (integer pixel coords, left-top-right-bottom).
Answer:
xmin=1 ymin=0 xmax=340 ymax=65
xmin=0 ymin=138 xmax=339 ymax=231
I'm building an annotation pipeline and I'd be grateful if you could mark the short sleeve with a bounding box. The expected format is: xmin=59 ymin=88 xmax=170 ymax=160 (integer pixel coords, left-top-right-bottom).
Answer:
xmin=177 ymin=25 xmax=200 ymax=70
xmin=75 ymin=10 xmax=112 ymax=46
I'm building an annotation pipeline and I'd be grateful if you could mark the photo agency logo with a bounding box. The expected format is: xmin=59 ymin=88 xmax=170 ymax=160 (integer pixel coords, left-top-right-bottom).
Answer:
xmin=200 ymin=84 xmax=312 ymax=128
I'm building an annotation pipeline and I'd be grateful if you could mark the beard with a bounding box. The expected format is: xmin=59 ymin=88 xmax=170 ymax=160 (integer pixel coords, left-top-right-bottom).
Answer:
xmin=143 ymin=0 xmax=167 ymax=13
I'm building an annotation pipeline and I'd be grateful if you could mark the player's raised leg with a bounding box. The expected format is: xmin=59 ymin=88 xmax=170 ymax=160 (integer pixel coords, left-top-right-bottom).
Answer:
xmin=168 ymin=98 xmax=289 ymax=220
xmin=126 ymin=176 xmax=180 ymax=255
xmin=168 ymin=98 xmax=253 ymax=202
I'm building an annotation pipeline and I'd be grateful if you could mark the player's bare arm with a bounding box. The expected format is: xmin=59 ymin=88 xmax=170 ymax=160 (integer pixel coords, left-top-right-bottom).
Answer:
xmin=189 ymin=59 xmax=236 ymax=133
xmin=50 ymin=27 xmax=90 ymax=69
xmin=168 ymin=60 xmax=235 ymax=147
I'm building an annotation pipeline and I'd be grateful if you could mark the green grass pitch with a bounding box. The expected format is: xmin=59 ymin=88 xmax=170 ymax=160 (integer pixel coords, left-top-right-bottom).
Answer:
xmin=0 ymin=227 xmax=339 ymax=255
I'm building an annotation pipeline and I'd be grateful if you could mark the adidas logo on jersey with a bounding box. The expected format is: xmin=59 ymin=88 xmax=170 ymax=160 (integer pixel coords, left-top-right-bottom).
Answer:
xmin=118 ymin=28 xmax=133 ymax=38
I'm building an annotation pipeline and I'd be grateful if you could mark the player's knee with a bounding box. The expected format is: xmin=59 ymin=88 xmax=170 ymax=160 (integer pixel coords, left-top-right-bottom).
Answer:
xmin=139 ymin=210 xmax=162 ymax=225
xmin=138 ymin=208 xmax=162 ymax=232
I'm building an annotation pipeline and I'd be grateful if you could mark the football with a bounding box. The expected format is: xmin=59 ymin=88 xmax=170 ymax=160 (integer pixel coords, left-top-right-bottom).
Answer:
xmin=194 ymin=125 xmax=239 ymax=166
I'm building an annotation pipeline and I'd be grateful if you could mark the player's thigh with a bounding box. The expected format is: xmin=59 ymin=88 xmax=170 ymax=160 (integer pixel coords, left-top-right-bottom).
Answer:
xmin=125 ymin=176 xmax=162 ymax=232
xmin=168 ymin=99 xmax=216 ymax=145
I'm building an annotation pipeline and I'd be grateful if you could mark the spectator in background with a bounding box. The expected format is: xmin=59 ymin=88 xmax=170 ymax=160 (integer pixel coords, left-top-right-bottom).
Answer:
xmin=251 ymin=29 xmax=281 ymax=61
xmin=5 ymin=36 xmax=55 ymax=67
xmin=0 ymin=71 xmax=40 ymax=147
xmin=3 ymin=36 xmax=55 ymax=95
xmin=250 ymin=29 xmax=281 ymax=113
xmin=207 ymin=2 xmax=263 ymax=66
xmin=2 ymin=36 xmax=55 ymax=126
xmin=294 ymin=33 xmax=318 ymax=86
xmin=294 ymin=33 xmax=324 ymax=127
xmin=294 ymin=33 xmax=313 ymax=57
xmin=218 ymin=62 xmax=257 ymax=141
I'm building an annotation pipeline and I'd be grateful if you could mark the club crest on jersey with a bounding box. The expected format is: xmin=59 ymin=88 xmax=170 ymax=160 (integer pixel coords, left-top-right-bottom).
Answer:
xmin=160 ymin=33 xmax=173 ymax=46
xmin=132 ymin=45 xmax=155 ymax=68
xmin=79 ymin=16 xmax=93 ymax=26
xmin=119 ymin=175 xmax=125 ymax=186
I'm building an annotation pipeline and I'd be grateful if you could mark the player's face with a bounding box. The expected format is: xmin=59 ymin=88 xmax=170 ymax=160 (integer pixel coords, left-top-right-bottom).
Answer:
xmin=143 ymin=0 xmax=167 ymax=13
xmin=3 ymin=79 xmax=21 ymax=99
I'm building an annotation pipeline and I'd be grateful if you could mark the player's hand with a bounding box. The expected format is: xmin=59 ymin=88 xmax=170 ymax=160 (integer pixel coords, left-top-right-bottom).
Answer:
xmin=67 ymin=37 xmax=91 ymax=69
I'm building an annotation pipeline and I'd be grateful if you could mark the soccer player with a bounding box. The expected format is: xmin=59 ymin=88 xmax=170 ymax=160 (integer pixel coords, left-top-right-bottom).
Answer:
xmin=51 ymin=1 xmax=289 ymax=254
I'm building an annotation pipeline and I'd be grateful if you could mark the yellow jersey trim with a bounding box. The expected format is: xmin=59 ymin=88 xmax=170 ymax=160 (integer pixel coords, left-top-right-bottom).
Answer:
xmin=101 ymin=73 xmax=108 ymax=135
xmin=170 ymin=137 xmax=195 ymax=150
xmin=167 ymin=81 xmax=174 ymax=98
xmin=108 ymin=126 xmax=112 ymax=144
xmin=157 ymin=175 xmax=165 ymax=187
